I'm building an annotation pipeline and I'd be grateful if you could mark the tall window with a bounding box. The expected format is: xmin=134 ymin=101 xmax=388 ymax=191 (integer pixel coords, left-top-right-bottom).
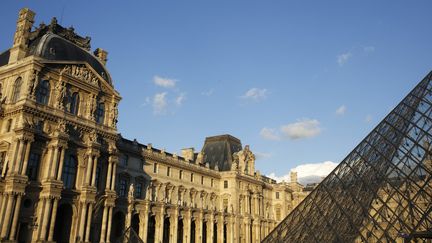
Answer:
xmin=36 ymin=80 xmax=50 ymax=105
xmin=12 ymin=77 xmax=22 ymax=102
xmin=62 ymin=155 xmax=77 ymax=189
xmin=119 ymin=154 xmax=128 ymax=167
xmin=26 ymin=153 xmax=40 ymax=181
xmin=201 ymin=176 xmax=204 ymax=185
xmin=179 ymin=170 xmax=183 ymax=179
xmin=276 ymin=192 xmax=280 ymax=199
xmin=224 ymin=180 xmax=228 ymax=188
xmin=153 ymin=163 xmax=158 ymax=173
xmin=191 ymin=173 xmax=194 ymax=182
xmin=95 ymin=102 xmax=105 ymax=124
xmin=118 ymin=177 xmax=128 ymax=197
xmin=135 ymin=181 xmax=143 ymax=199
xmin=69 ymin=92 xmax=79 ymax=115
xmin=167 ymin=167 xmax=171 ymax=177
xmin=211 ymin=178 xmax=214 ymax=187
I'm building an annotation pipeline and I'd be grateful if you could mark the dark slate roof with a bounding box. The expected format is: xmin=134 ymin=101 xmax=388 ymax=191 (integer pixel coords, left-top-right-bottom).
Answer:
xmin=201 ymin=134 xmax=242 ymax=171
xmin=27 ymin=33 xmax=112 ymax=85
xmin=0 ymin=49 xmax=10 ymax=67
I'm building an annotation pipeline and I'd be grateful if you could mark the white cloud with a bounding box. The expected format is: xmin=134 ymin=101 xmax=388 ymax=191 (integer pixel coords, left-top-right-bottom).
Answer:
xmin=153 ymin=75 xmax=177 ymax=88
xmin=241 ymin=88 xmax=268 ymax=101
xmin=363 ymin=46 xmax=375 ymax=53
xmin=365 ymin=114 xmax=373 ymax=123
xmin=337 ymin=52 xmax=352 ymax=66
xmin=268 ymin=161 xmax=338 ymax=184
xmin=254 ymin=152 xmax=272 ymax=160
xmin=175 ymin=93 xmax=186 ymax=106
xmin=336 ymin=105 xmax=346 ymax=115
xmin=260 ymin=127 xmax=280 ymax=141
xmin=153 ymin=92 xmax=168 ymax=114
xmin=201 ymin=89 xmax=214 ymax=96
xmin=280 ymin=119 xmax=321 ymax=140
xmin=141 ymin=97 xmax=151 ymax=106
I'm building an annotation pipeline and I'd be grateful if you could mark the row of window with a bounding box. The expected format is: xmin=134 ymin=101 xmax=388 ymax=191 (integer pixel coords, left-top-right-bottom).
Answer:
xmin=10 ymin=77 xmax=105 ymax=124
xmin=153 ymin=163 xmax=215 ymax=187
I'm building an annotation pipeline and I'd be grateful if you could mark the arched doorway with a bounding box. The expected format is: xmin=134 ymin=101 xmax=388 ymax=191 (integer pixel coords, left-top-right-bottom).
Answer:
xmin=110 ymin=211 xmax=125 ymax=242
xmin=213 ymin=223 xmax=217 ymax=243
xmin=191 ymin=220 xmax=196 ymax=243
xmin=147 ymin=214 xmax=156 ymax=243
xmin=177 ymin=218 xmax=183 ymax=243
xmin=203 ymin=221 xmax=207 ymax=243
xmin=223 ymin=223 xmax=227 ymax=243
xmin=131 ymin=214 xmax=140 ymax=234
xmin=163 ymin=217 xmax=170 ymax=243
xmin=53 ymin=204 xmax=73 ymax=243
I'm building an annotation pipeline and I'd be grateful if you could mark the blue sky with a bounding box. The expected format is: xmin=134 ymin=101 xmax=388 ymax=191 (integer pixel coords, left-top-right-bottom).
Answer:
xmin=2 ymin=1 xmax=432 ymax=182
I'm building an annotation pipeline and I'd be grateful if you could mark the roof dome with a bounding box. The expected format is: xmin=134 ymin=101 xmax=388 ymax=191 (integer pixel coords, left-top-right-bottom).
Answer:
xmin=27 ymin=33 xmax=112 ymax=85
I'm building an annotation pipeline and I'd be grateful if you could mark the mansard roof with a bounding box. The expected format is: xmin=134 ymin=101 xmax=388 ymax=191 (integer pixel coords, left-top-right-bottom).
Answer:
xmin=0 ymin=17 xmax=113 ymax=86
xmin=201 ymin=134 xmax=243 ymax=171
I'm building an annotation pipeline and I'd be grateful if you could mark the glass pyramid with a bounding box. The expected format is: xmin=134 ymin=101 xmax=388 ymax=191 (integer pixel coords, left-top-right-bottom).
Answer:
xmin=263 ymin=72 xmax=432 ymax=242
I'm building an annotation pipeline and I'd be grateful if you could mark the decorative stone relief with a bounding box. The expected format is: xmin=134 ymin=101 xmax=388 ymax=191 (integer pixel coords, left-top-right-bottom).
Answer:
xmin=62 ymin=65 xmax=100 ymax=86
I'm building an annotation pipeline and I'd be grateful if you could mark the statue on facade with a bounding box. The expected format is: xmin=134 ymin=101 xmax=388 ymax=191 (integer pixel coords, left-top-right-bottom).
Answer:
xmin=55 ymin=81 xmax=66 ymax=109
xmin=27 ymin=70 xmax=39 ymax=99
xmin=128 ymin=183 xmax=135 ymax=200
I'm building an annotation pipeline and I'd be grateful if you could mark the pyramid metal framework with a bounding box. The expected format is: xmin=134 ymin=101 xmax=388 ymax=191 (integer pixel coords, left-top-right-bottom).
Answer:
xmin=263 ymin=72 xmax=432 ymax=243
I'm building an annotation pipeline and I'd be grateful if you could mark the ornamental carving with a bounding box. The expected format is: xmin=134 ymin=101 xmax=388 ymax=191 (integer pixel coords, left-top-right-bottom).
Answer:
xmin=62 ymin=65 xmax=99 ymax=86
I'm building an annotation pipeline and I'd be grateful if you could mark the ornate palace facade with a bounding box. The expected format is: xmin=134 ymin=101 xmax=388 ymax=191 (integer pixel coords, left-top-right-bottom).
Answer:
xmin=0 ymin=9 xmax=309 ymax=243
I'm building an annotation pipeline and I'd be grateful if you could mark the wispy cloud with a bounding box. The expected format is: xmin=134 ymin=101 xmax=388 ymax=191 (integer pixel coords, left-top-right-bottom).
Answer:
xmin=153 ymin=92 xmax=168 ymax=114
xmin=201 ymin=89 xmax=214 ymax=96
xmin=281 ymin=118 xmax=321 ymax=140
xmin=260 ymin=127 xmax=280 ymax=141
xmin=153 ymin=75 xmax=177 ymax=88
xmin=337 ymin=52 xmax=352 ymax=66
xmin=254 ymin=152 xmax=272 ymax=160
xmin=363 ymin=46 xmax=375 ymax=53
xmin=336 ymin=105 xmax=347 ymax=115
xmin=175 ymin=93 xmax=186 ymax=106
xmin=365 ymin=114 xmax=373 ymax=123
xmin=268 ymin=161 xmax=338 ymax=184
xmin=241 ymin=88 xmax=268 ymax=101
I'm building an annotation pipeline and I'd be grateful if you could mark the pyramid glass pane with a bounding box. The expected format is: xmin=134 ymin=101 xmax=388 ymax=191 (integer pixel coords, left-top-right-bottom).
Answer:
xmin=263 ymin=72 xmax=432 ymax=242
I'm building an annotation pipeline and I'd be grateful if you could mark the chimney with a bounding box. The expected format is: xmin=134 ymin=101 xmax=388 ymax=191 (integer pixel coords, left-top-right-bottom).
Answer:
xmin=9 ymin=8 xmax=35 ymax=63
xmin=290 ymin=171 xmax=298 ymax=184
xmin=94 ymin=48 xmax=108 ymax=65
xmin=181 ymin=148 xmax=195 ymax=161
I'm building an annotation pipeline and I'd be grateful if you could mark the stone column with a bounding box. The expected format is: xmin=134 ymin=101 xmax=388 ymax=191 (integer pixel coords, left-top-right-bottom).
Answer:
xmin=226 ymin=215 xmax=234 ymax=243
xmin=139 ymin=203 xmax=149 ymax=242
xmin=91 ymin=155 xmax=98 ymax=186
xmin=244 ymin=219 xmax=250 ymax=243
xmin=182 ymin=209 xmax=191 ymax=243
xmin=106 ymin=207 xmax=113 ymax=243
xmin=206 ymin=213 xmax=214 ymax=243
xmin=8 ymin=194 xmax=22 ymax=240
xmin=47 ymin=198 xmax=59 ymax=241
xmin=153 ymin=204 xmax=164 ymax=243
xmin=168 ymin=207 xmax=179 ymax=243
xmin=194 ymin=210 xmax=203 ymax=243
xmin=252 ymin=220 xmax=260 ymax=243
xmin=85 ymin=154 xmax=93 ymax=185
xmin=216 ymin=214 xmax=224 ymax=243
xmin=56 ymin=146 xmax=66 ymax=180
xmin=110 ymin=163 xmax=117 ymax=190
xmin=40 ymin=197 xmax=52 ymax=240
xmin=0 ymin=194 xmax=15 ymax=238
xmin=100 ymin=206 xmax=109 ymax=242
xmin=85 ymin=203 xmax=93 ymax=242
xmin=105 ymin=161 xmax=112 ymax=190
xmin=21 ymin=139 xmax=32 ymax=175
xmin=13 ymin=138 xmax=24 ymax=174
xmin=78 ymin=202 xmax=88 ymax=241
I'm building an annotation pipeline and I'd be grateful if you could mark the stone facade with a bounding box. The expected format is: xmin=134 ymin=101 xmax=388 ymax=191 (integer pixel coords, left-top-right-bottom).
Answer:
xmin=0 ymin=9 xmax=310 ymax=243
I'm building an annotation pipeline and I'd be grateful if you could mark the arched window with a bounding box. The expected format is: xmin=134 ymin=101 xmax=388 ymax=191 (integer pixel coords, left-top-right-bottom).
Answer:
xmin=69 ymin=92 xmax=79 ymax=115
xmin=36 ymin=80 xmax=50 ymax=105
xmin=95 ymin=102 xmax=105 ymax=124
xmin=12 ymin=77 xmax=22 ymax=102
xmin=62 ymin=155 xmax=77 ymax=189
